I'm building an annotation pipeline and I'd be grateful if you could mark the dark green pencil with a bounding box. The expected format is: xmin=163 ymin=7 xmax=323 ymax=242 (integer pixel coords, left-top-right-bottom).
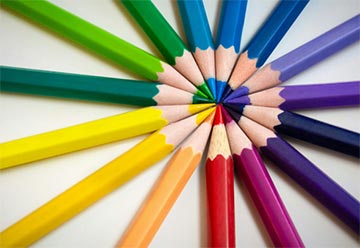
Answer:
xmin=0 ymin=66 xmax=212 ymax=106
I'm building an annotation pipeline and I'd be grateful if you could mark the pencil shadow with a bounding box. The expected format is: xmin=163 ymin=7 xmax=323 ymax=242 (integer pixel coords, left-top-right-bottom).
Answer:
xmin=211 ymin=0 xmax=222 ymax=42
xmin=198 ymin=142 xmax=209 ymax=247
xmin=261 ymin=155 xmax=359 ymax=241
xmin=233 ymin=172 xmax=273 ymax=246
xmin=169 ymin=1 xmax=187 ymax=47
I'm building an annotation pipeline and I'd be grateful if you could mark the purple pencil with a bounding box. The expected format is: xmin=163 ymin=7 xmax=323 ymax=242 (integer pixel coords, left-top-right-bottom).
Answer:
xmin=225 ymin=14 xmax=360 ymax=101
xmin=226 ymin=108 xmax=360 ymax=234
xmin=226 ymin=81 xmax=360 ymax=110
xmin=222 ymin=107 xmax=304 ymax=247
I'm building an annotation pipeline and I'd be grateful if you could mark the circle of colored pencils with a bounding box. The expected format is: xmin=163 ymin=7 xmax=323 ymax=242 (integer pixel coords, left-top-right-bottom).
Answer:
xmin=206 ymin=105 xmax=235 ymax=247
xmin=225 ymin=81 xmax=360 ymax=110
xmin=117 ymin=110 xmax=215 ymax=247
xmin=0 ymin=107 xmax=215 ymax=248
xmin=225 ymin=14 xmax=360 ymax=102
xmin=121 ymin=0 xmax=214 ymax=100
xmin=226 ymin=110 xmax=360 ymax=234
xmin=229 ymin=104 xmax=360 ymax=157
xmin=0 ymin=0 xmax=203 ymax=96
xmin=0 ymin=104 xmax=213 ymax=169
xmin=222 ymin=107 xmax=304 ymax=247
xmin=0 ymin=66 xmax=212 ymax=106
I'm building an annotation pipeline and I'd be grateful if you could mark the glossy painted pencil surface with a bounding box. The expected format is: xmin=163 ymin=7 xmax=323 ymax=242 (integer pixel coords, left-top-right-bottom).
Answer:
xmin=238 ymin=105 xmax=360 ymax=157
xmin=206 ymin=106 xmax=235 ymax=247
xmin=226 ymin=0 xmax=308 ymax=96
xmin=215 ymin=0 xmax=247 ymax=101
xmin=0 ymin=66 xmax=211 ymax=106
xmin=177 ymin=0 xmax=216 ymax=98
xmin=228 ymin=112 xmax=360 ymax=234
xmin=226 ymin=14 xmax=360 ymax=101
xmin=0 ymin=108 xmax=215 ymax=248
xmin=226 ymin=81 xmax=360 ymax=110
xmin=0 ymin=104 xmax=213 ymax=169
xmin=1 ymin=0 xmax=199 ymax=94
xmin=121 ymin=0 xmax=213 ymax=99
xmin=117 ymin=111 xmax=215 ymax=248
xmin=222 ymin=108 xmax=303 ymax=247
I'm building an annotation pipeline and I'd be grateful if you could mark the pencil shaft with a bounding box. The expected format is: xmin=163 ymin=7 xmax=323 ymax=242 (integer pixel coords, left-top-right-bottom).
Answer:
xmin=121 ymin=0 xmax=213 ymax=99
xmin=260 ymin=137 xmax=360 ymax=234
xmin=0 ymin=108 xmax=214 ymax=247
xmin=0 ymin=104 xmax=212 ymax=169
xmin=0 ymin=66 xmax=210 ymax=106
xmin=1 ymin=0 xmax=197 ymax=93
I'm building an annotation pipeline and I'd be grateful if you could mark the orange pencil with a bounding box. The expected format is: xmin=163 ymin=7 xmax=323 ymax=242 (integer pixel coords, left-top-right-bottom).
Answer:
xmin=117 ymin=111 xmax=215 ymax=247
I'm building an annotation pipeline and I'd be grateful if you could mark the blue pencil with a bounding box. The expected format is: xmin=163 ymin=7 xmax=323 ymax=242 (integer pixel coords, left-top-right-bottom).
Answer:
xmin=215 ymin=0 xmax=247 ymax=102
xmin=227 ymin=104 xmax=360 ymax=157
xmin=223 ymin=0 xmax=309 ymax=99
xmin=177 ymin=0 xmax=216 ymax=99
xmin=226 ymin=110 xmax=360 ymax=234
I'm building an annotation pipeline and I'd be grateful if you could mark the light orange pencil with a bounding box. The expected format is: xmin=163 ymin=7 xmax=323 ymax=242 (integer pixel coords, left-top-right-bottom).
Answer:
xmin=117 ymin=111 xmax=215 ymax=248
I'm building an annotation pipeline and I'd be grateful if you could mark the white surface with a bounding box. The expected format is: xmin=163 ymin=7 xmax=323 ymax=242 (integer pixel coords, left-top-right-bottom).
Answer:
xmin=0 ymin=0 xmax=359 ymax=247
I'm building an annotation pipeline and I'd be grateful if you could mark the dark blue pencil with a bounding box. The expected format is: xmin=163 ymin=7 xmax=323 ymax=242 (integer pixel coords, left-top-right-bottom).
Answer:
xmin=177 ymin=0 xmax=216 ymax=98
xmin=226 ymin=109 xmax=360 ymax=234
xmin=226 ymin=104 xmax=360 ymax=157
xmin=215 ymin=0 xmax=247 ymax=102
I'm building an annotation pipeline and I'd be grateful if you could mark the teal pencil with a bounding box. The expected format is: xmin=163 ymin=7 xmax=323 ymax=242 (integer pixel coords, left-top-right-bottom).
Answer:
xmin=0 ymin=66 xmax=211 ymax=106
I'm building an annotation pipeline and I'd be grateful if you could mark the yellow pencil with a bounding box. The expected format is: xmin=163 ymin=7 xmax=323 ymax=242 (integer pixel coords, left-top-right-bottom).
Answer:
xmin=117 ymin=110 xmax=215 ymax=247
xmin=0 ymin=104 xmax=213 ymax=169
xmin=0 ymin=107 xmax=215 ymax=248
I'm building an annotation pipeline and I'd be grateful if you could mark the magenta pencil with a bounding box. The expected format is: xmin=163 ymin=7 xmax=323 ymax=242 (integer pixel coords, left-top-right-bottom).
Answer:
xmin=222 ymin=107 xmax=304 ymax=247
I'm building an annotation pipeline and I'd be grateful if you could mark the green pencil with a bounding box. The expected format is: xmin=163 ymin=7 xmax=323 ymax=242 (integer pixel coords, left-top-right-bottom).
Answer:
xmin=0 ymin=66 xmax=211 ymax=106
xmin=121 ymin=0 xmax=214 ymax=100
xmin=1 ymin=0 xmax=208 ymax=98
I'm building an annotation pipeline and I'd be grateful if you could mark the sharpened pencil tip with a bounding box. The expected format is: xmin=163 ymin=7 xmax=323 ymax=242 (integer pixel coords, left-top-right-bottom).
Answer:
xmin=224 ymin=106 xmax=242 ymax=123
xmin=224 ymin=86 xmax=249 ymax=102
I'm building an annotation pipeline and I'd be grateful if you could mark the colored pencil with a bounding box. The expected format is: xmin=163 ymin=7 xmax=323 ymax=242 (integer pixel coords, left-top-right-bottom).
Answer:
xmin=226 ymin=111 xmax=360 ymax=234
xmin=234 ymin=105 xmax=360 ymax=157
xmin=222 ymin=107 xmax=304 ymax=247
xmin=121 ymin=0 xmax=213 ymax=100
xmin=1 ymin=0 xmax=201 ymax=96
xmin=226 ymin=81 xmax=360 ymax=110
xmin=0 ymin=66 xmax=212 ymax=106
xmin=177 ymin=0 xmax=216 ymax=98
xmin=0 ymin=104 xmax=213 ymax=169
xmin=117 ymin=111 xmax=215 ymax=248
xmin=0 ymin=107 xmax=215 ymax=248
xmin=223 ymin=0 xmax=309 ymax=98
xmin=206 ymin=105 xmax=235 ymax=247
xmin=215 ymin=0 xmax=247 ymax=102
xmin=225 ymin=14 xmax=360 ymax=101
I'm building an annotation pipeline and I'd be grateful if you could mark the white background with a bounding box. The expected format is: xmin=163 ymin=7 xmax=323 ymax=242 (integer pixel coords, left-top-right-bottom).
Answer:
xmin=1 ymin=0 xmax=359 ymax=247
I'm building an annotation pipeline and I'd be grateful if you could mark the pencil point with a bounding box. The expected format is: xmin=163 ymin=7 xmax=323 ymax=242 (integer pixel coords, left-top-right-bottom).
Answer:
xmin=206 ymin=77 xmax=217 ymax=100
xmin=224 ymin=106 xmax=242 ymax=123
xmin=221 ymin=106 xmax=234 ymax=124
xmin=220 ymin=85 xmax=233 ymax=102
xmin=215 ymin=80 xmax=227 ymax=103
xmin=198 ymin=83 xmax=215 ymax=100
xmin=224 ymin=95 xmax=250 ymax=105
xmin=213 ymin=105 xmax=224 ymax=125
xmin=224 ymin=86 xmax=249 ymax=102
xmin=195 ymin=89 xmax=208 ymax=99
xmin=193 ymin=95 xmax=215 ymax=104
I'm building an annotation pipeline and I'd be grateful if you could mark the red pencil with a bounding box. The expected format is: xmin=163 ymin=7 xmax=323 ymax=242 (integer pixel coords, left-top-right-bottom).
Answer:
xmin=206 ymin=105 xmax=235 ymax=247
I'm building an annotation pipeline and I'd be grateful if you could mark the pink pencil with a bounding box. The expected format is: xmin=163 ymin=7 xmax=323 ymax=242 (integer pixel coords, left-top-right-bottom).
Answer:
xmin=222 ymin=107 xmax=304 ymax=247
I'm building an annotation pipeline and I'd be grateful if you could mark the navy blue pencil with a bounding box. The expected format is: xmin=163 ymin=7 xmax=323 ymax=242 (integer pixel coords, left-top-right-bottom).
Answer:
xmin=226 ymin=109 xmax=360 ymax=234
xmin=226 ymin=104 xmax=360 ymax=157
